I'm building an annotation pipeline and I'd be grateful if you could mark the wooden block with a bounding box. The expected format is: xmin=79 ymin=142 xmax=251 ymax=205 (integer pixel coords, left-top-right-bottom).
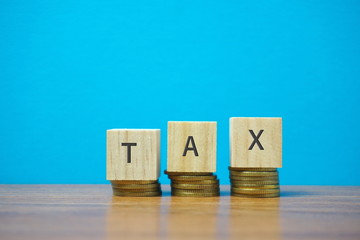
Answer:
xmin=230 ymin=117 xmax=282 ymax=168
xmin=106 ymin=129 xmax=160 ymax=180
xmin=167 ymin=121 xmax=217 ymax=172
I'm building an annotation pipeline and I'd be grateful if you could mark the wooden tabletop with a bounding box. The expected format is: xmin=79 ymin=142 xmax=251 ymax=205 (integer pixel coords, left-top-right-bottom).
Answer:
xmin=0 ymin=185 xmax=359 ymax=240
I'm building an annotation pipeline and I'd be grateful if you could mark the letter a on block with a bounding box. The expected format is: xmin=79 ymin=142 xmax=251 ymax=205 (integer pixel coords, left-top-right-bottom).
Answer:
xmin=230 ymin=117 xmax=282 ymax=168
xmin=106 ymin=129 xmax=160 ymax=180
xmin=182 ymin=136 xmax=199 ymax=156
xmin=167 ymin=121 xmax=217 ymax=172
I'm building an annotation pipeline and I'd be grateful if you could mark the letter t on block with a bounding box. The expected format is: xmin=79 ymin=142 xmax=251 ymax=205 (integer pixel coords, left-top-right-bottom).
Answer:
xmin=230 ymin=117 xmax=282 ymax=168
xmin=106 ymin=129 xmax=160 ymax=180
xmin=167 ymin=121 xmax=217 ymax=172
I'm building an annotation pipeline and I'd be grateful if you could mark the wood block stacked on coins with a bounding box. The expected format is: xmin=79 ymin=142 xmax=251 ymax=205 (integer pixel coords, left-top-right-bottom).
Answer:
xmin=165 ymin=121 xmax=220 ymax=197
xmin=106 ymin=129 xmax=162 ymax=197
xmin=229 ymin=117 xmax=282 ymax=198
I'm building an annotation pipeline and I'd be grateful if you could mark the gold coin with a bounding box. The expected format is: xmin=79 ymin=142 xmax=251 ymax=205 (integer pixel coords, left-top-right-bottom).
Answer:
xmin=231 ymin=180 xmax=279 ymax=186
xmin=172 ymin=193 xmax=219 ymax=197
xmin=172 ymin=191 xmax=219 ymax=197
xmin=231 ymin=192 xmax=280 ymax=198
xmin=230 ymin=171 xmax=278 ymax=177
xmin=171 ymin=183 xmax=219 ymax=189
xmin=169 ymin=175 xmax=217 ymax=181
xmin=230 ymin=174 xmax=278 ymax=178
xmin=173 ymin=188 xmax=218 ymax=192
xmin=112 ymin=187 xmax=160 ymax=192
xmin=231 ymin=184 xmax=279 ymax=189
xmin=231 ymin=186 xmax=280 ymax=191
xmin=231 ymin=187 xmax=280 ymax=194
xmin=231 ymin=183 xmax=279 ymax=188
xmin=171 ymin=179 xmax=219 ymax=185
xmin=230 ymin=175 xmax=278 ymax=181
xmin=112 ymin=183 xmax=160 ymax=189
xmin=229 ymin=167 xmax=277 ymax=172
xmin=113 ymin=190 xmax=161 ymax=197
xmin=171 ymin=183 xmax=219 ymax=190
xmin=112 ymin=186 xmax=161 ymax=192
xmin=230 ymin=177 xmax=277 ymax=181
xmin=171 ymin=188 xmax=219 ymax=194
xmin=165 ymin=170 xmax=213 ymax=176
xmin=230 ymin=178 xmax=279 ymax=183
xmin=229 ymin=172 xmax=279 ymax=178
xmin=110 ymin=180 xmax=158 ymax=185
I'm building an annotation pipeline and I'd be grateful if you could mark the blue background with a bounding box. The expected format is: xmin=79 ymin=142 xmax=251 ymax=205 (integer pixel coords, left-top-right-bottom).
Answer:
xmin=1 ymin=1 xmax=359 ymax=185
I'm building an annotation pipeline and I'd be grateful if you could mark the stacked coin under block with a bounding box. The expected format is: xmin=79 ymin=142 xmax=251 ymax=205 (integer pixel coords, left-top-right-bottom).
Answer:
xmin=167 ymin=121 xmax=219 ymax=197
xmin=111 ymin=180 xmax=162 ymax=197
xmin=107 ymin=129 xmax=161 ymax=197
xmin=165 ymin=171 xmax=220 ymax=197
xmin=230 ymin=117 xmax=282 ymax=198
xmin=229 ymin=167 xmax=279 ymax=197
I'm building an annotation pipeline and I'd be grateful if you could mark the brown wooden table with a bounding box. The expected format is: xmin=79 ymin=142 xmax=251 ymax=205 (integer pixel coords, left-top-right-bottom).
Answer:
xmin=0 ymin=185 xmax=359 ymax=240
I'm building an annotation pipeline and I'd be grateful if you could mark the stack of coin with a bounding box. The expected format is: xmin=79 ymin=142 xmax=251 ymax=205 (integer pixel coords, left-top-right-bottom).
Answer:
xmin=165 ymin=170 xmax=220 ymax=197
xmin=229 ymin=167 xmax=280 ymax=198
xmin=110 ymin=180 xmax=162 ymax=197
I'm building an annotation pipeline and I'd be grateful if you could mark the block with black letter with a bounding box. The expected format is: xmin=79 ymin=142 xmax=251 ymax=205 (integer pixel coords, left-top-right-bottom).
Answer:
xmin=106 ymin=129 xmax=160 ymax=180
xmin=167 ymin=121 xmax=217 ymax=172
xmin=230 ymin=117 xmax=282 ymax=167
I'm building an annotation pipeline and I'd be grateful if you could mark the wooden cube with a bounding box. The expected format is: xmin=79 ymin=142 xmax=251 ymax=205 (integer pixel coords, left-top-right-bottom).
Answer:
xmin=106 ymin=129 xmax=160 ymax=180
xmin=167 ymin=121 xmax=217 ymax=172
xmin=230 ymin=117 xmax=282 ymax=168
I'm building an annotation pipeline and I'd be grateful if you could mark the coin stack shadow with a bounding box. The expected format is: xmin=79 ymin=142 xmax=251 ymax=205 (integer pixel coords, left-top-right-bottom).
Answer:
xmin=165 ymin=170 xmax=220 ymax=197
xmin=111 ymin=180 xmax=162 ymax=197
xmin=229 ymin=167 xmax=280 ymax=198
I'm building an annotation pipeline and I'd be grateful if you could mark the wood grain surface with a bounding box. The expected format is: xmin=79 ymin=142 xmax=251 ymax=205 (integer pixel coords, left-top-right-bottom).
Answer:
xmin=0 ymin=185 xmax=359 ymax=240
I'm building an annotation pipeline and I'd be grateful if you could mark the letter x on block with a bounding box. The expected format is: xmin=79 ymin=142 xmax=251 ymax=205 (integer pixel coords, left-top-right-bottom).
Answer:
xmin=230 ymin=117 xmax=282 ymax=168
